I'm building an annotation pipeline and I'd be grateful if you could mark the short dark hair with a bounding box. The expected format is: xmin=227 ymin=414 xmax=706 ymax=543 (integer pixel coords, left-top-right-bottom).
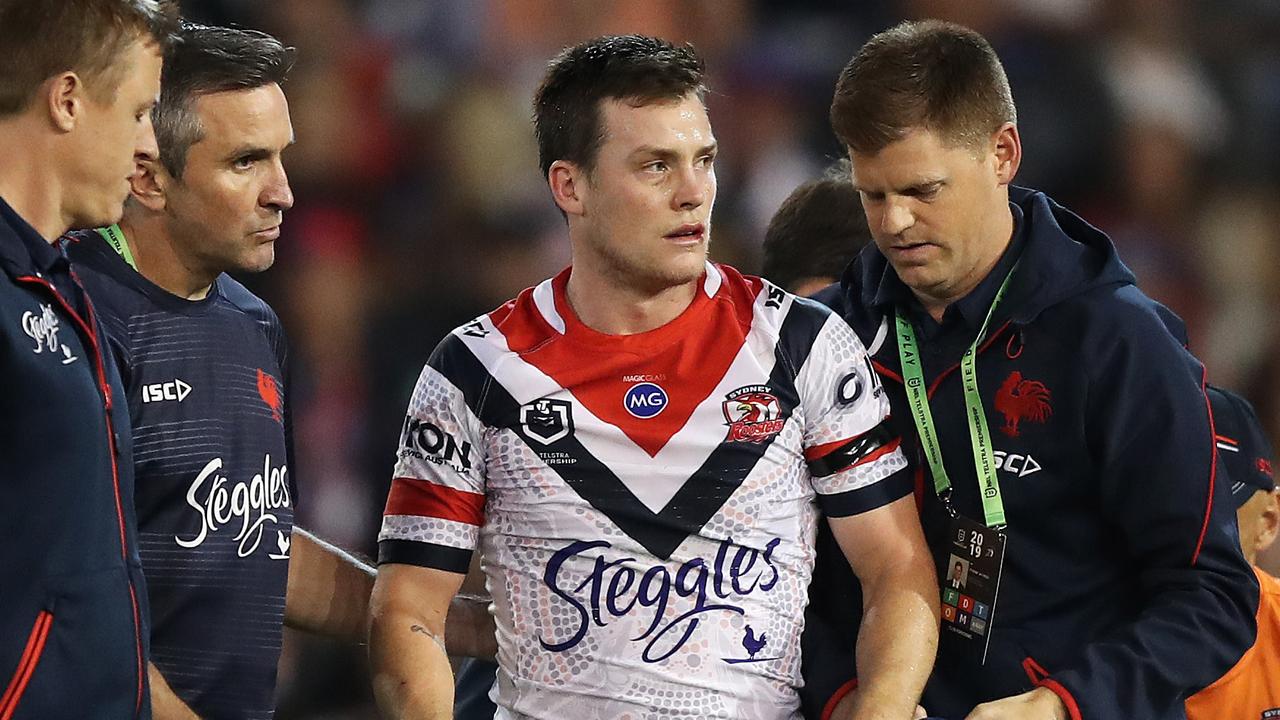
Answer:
xmin=153 ymin=21 xmax=295 ymax=178
xmin=830 ymin=20 xmax=1016 ymax=155
xmin=0 ymin=0 xmax=178 ymax=116
xmin=534 ymin=34 xmax=706 ymax=179
xmin=762 ymin=160 xmax=871 ymax=293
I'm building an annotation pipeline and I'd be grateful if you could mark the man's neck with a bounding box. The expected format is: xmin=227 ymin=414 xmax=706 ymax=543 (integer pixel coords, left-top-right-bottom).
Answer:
xmin=118 ymin=214 xmax=216 ymax=300
xmin=0 ymin=126 xmax=66 ymax=242
xmin=564 ymin=260 xmax=699 ymax=336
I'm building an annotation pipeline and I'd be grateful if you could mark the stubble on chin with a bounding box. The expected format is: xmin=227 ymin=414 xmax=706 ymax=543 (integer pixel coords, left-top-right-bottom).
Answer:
xmin=594 ymin=241 xmax=707 ymax=294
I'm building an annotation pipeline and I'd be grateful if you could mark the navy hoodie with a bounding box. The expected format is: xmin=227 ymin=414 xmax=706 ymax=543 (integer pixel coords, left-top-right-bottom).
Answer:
xmin=804 ymin=187 xmax=1257 ymax=720
xmin=0 ymin=196 xmax=150 ymax=719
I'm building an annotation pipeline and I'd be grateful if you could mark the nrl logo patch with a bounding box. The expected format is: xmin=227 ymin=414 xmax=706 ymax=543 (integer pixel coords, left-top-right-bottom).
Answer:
xmin=520 ymin=398 xmax=574 ymax=446
xmin=722 ymin=385 xmax=786 ymax=443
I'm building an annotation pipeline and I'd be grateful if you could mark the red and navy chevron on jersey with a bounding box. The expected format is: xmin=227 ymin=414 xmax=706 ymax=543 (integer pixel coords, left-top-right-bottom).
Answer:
xmin=379 ymin=263 xmax=909 ymax=719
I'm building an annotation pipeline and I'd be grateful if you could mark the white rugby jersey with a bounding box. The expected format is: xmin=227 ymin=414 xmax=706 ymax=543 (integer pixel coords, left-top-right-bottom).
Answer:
xmin=379 ymin=263 xmax=910 ymax=719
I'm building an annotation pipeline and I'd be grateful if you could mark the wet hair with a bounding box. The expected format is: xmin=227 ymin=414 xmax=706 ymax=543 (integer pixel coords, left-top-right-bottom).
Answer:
xmin=0 ymin=0 xmax=178 ymax=116
xmin=830 ymin=20 xmax=1016 ymax=154
xmin=762 ymin=160 xmax=871 ymax=292
xmin=152 ymin=21 xmax=295 ymax=178
xmin=534 ymin=34 xmax=706 ymax=178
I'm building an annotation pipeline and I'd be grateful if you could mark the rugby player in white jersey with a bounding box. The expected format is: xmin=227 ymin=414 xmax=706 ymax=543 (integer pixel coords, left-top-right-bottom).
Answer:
xmin=369 ymin=35 xmax=939 ymax=720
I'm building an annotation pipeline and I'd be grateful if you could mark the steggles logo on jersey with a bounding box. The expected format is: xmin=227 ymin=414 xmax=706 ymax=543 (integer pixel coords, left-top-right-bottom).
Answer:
xmin=540 ymin=536 xmax=782 ymax=664
xmin=723 ymin=386 xmax=787 ymax=443
xmin=257 ymin=368 xmax=283 ymax=423
xmin=21 ymin=304 xmax=77 ymax=364
xmin=400 ymin=415 xmax=472 ymax=472
xmin=624 ymin=382 xmax=668 ymax=419
xmin=175 ymin=454 xmax=291 ymax=558
xmin=520 ymin=398 xmax=574 ymax=445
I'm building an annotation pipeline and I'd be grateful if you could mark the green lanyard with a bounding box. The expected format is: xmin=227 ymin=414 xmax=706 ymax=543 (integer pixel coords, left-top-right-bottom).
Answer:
xmin=95 ymin=223 xmax=138 ymax=271
xmin=895 ymin=265 xmax=1018 ymax=529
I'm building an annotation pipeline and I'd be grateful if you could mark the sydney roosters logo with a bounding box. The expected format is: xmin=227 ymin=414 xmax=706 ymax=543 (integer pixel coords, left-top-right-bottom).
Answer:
xmin=257 ymin=369 xmax=283 ymax=423
xmin=994 ymin=371 xmax=1052 ymax=438
xmin=723 ymin=386 xmax=786 ymax=443
xmin=1259 ymin=457 xmax=1274 ymax=479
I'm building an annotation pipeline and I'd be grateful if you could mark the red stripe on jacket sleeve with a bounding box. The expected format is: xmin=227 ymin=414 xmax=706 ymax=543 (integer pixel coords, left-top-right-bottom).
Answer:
xmin=384 ymin=477 xmax=484 ymax=526
xmin=1191 ymin=366 xmax=1217 ymax=566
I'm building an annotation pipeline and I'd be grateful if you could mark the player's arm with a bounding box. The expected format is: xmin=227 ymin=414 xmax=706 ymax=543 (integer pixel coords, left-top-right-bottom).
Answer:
xmin=830 ymin=495 xmax=939 ymax=720
xmin=283 ymin=527 xmax=374 ymax=643
xmin=793 ymin=307 xmax=937 ymax=719
xmin=443 ymin=554 xmax=497 ymax=659
xmin=369 ymin=563 xmax=465 ymax=719
xmin=149 ymin=663 xmax=202 ymax=720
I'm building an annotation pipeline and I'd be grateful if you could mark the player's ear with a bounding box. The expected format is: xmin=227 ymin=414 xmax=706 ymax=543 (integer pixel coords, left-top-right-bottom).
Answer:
xmin=548 ymin=160 xmax=586 ymax=217
xmin=1256 ymin=490 xmax=1280 ymax=555
xmin=129 ymin=154 xmax=168 ymax=212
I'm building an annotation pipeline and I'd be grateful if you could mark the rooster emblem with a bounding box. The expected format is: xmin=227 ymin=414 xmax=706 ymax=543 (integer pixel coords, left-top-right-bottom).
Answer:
xmin=994 ymin=371 xmax=1052 ymax=438
xmin=257 ymin=369 xmax=283 ymax=423
xmin=742 ymin=625 xmax=768 ymax=659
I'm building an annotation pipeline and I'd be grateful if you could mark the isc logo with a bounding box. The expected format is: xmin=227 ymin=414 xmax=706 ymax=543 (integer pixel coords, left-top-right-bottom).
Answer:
xmin=993 ymin=450 xmax=1042 ymax=478
xmin=624 ymin=382 xmax=668 ymax=419
xmin=142 ymin=378 xmax=192 ymax=404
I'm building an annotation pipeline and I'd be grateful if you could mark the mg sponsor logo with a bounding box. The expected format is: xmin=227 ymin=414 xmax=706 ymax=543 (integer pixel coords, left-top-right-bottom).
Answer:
xmin=624 ymin=382 xmax=668 ymax=419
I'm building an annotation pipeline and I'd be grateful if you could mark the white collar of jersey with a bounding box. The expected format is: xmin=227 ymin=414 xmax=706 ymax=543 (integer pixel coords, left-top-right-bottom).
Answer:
xmin=532 ymin=278 xmax=566 ymax=334
xmin=534 ymin=262 xmax=722 ymax=337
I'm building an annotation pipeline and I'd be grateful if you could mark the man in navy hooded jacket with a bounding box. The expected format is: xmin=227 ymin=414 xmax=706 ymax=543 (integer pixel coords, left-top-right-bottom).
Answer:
xmin=807 ymin=19 xmax=1258 ymax=720
xmin=0 ymin=2 xmax=176 ymax=718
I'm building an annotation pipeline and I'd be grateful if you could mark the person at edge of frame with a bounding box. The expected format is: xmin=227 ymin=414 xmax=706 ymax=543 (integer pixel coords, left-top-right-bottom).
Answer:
xmin=63 ymin=20 xmax=493 ymax=720
xmin=0 ymin=2 xmax=177 ymax=718
xmin=807 ymin=18 xmax=1258 ymax=720
xmin=1184 ymin=386 xmax=1280 ymax=720
xmin=368 ymin=34 xmax=940 ymax=720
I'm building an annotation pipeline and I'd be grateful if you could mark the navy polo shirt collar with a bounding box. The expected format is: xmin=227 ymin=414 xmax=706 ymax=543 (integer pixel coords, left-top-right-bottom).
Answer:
xmin=0 ymin=193 xmax=68 ymax=278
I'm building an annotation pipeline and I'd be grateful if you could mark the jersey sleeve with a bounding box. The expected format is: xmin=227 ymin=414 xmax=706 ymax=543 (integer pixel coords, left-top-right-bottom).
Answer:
xmin=797 ymin=311 xmax=910 ymax=517
xmin=377 ymin=335 xmax=488 ymax=574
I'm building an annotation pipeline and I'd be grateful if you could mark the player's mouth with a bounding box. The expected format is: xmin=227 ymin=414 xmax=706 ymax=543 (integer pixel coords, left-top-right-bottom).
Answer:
xmin=252 ymin=226 xmax=281 ymax=241
xmin=664 ymin=223 xmax=705 ymax=246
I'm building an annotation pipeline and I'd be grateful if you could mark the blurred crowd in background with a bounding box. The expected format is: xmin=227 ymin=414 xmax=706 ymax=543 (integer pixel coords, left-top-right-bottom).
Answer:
xmin=174 ymin=0 xmax=1280 ymax=715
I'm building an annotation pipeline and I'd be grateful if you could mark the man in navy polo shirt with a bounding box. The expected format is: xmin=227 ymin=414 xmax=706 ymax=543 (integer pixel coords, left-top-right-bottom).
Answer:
xmin=0 ymin=2 xmax=176 ymax=718
xmin=67 ymin=22 xmax=492 ymax=719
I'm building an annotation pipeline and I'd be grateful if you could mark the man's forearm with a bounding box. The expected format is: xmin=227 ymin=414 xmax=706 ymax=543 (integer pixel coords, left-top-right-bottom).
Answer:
xmin=369 ymin=611 xmax=456 ymax=719
xmin=284 ymin=527 xmax=375 ymax=643
xmin=149 ymin=663 xmax=201 ymax=720
xmin=445 ymin=593 xmax=497 ymax=659
xmin=849 ymin=562 xmax=940 ymax=720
